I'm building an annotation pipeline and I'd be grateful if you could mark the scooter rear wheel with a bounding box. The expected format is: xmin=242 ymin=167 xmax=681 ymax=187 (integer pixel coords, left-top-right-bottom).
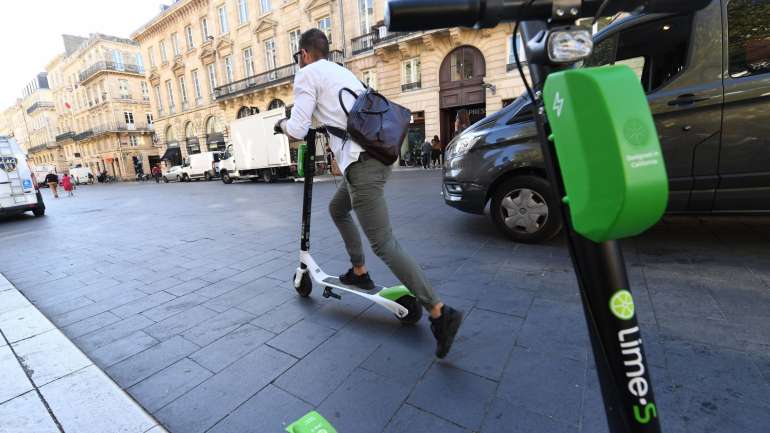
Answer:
xmin=395 ymin=295 xmax=422 ymax=325
xmin=295 ymin=271 xmax=312 ymax=297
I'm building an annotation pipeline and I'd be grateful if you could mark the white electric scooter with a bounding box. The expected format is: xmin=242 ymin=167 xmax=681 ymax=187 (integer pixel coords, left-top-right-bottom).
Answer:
xmin=290 ymin=128 xmax=422 ymax=324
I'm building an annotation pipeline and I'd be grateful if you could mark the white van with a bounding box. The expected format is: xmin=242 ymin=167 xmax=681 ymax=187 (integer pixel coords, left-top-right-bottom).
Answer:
xmin=69 ymin=167 xmax=94 ymax=184
xmin=180 ymin=151 xmax=223 ymax=181
xmin=218 ymin=108 xmax=291 ymax=183
xmin=0 ymin=136 xmax=45 ymax=217
xmin=32 ymin=164 xmax=56 ymax=187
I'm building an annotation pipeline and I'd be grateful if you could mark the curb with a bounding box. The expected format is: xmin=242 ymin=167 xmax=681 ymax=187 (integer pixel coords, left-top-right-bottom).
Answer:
xmin=0 ymin=273 xmax=169 ymax=433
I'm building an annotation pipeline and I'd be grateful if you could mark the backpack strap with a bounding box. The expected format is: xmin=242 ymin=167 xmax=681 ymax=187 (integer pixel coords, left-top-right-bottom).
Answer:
xmin=325 ymin=126 xmax=348 ymax=141
xmin=338 ymin=88 xmax=358 ymax=116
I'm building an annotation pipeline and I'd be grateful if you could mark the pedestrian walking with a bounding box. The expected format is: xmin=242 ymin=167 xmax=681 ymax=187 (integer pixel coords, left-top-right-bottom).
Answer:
xmin=87 ymin=172 xmax=94 ymax=184
xmin=152 ymin=165 xmax=162 ymax=183
xmin=274 ymin=28 xmax=463 ymax=358
xmin=431 ymin=135 xmax=442 ymax=168
xmin=61 ymin=173 xmax=74 ymax=197
xmin=455 ymin=109 xmax=470 ymax=136
xmin=45 ymin=172 xmax=59 ymax=198
xmin=421 ymin=139 xmax=432 ymax=169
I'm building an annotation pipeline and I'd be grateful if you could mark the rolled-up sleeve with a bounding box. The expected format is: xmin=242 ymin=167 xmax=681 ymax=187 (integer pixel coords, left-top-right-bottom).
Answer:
xmin=286 ymin=69 xmax=316 ymax=140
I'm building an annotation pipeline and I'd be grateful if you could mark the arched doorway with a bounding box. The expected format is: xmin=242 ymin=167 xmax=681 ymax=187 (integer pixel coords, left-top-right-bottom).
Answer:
xmin=237 ymin=106 xmax=259 ymax=118
xmin=439 ymin=46 xmax=487 ymax=145
xmin=185 ymin=122 xmax=200 ymax=155
xmin=206 ymin=116 xmax=225 ymax=151
xmin=161 ymin=125 xmax=183 ymax=166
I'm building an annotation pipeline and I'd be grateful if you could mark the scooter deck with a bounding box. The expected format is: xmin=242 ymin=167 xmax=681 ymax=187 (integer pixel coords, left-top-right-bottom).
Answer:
xmin=322 ymin=276 xmax=382 ymax=294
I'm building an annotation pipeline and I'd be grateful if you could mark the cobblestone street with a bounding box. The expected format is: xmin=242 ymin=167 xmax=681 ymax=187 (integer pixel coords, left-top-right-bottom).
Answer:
xmin=1 ymin=170 xmax=769 ymax=433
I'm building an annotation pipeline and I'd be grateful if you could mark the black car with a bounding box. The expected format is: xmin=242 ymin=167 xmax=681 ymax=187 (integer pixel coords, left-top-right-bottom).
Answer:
xmin=443 ymin=0 xmax=770 ymax=243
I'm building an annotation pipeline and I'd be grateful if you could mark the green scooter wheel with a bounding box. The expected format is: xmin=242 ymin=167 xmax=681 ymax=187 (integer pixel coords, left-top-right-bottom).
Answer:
xmin=295 ymin=271 xmax=312 ymax=297
xmin=395 ymin=295 xmax=422 ymax=325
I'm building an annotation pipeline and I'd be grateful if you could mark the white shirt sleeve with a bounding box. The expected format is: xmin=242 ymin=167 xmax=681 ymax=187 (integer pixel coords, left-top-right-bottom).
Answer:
xmin=286 ymin=69 xmax=317 ymax=140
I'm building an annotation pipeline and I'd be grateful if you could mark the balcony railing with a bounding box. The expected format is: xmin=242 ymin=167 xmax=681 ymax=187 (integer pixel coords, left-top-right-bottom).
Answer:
xmin=329 ymin=49 xmax=345 ymax=65
xmin=27 ymin=144 xmax=48 ymax=154
xmin=351 ymin=33 xmax=376 ymax=55
xmin=26 ymin=101 xmax=55 ymax=114
xmin=79 ymin=61 xmax=144 ymax=83
xmin=73 ymin=130 xmax=94 ymax=141
xmin=373 ymin=25 xmax=410 ymax=44
xmin=401 ymin=81 xmax=422 ymax=92
xmin=56 ymin=131 xmax=75 ymax=142
xmin=91 ymin=120 xmax=153 ymax=135
xmin=215 ymin=63 xmax=299 ymax=100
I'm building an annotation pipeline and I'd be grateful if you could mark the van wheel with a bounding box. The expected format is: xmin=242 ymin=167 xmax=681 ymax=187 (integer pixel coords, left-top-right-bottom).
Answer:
xmin=163 ymin=176 xmax=169 ymax=183
xmin=204 ymin=172 xmax=211 ymax=181
xmin=32 ymin=206 xmax=45 ymax=217
xmin=490 ymin=175 xmax=562 ymax=244
xmin=221 ymin=171 xmax=233 ymax=184
xmin=261 ymin=169 xmax=273 ymax=183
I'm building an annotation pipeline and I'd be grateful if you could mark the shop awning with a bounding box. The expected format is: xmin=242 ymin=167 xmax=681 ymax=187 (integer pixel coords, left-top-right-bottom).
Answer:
xmin=160 ymin=146 xmax=182 ymax=161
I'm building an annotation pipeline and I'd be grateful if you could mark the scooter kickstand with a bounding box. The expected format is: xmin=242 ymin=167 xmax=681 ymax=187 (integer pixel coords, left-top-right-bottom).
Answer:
xmin=323 ymin=287 xmax=342 ymax=300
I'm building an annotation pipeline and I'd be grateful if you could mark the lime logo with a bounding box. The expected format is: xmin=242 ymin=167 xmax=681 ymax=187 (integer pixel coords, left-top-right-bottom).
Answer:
xmin=623 ymin=118 xmax=649 ymax=147
xmin=610 ymin=290 xmax=635 ymax=320
xmin=553 ymin=92 xmax=564 ymax=118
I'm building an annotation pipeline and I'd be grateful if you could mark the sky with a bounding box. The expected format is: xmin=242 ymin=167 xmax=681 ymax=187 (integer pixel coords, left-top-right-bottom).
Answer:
xmin=0 ymin=0 xmax=168 ymax=109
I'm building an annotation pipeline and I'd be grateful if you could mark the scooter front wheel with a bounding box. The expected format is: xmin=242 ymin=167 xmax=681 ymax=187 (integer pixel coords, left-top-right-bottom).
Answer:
xmin=295 ymin=271 xmax=312 ymax=297
xmin=395 ymin=295 xmax=422 ymax=325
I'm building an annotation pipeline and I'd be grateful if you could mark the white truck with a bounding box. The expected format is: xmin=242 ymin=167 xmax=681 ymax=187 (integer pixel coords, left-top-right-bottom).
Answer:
xmin=218 ymin=108 xmax=291 ymax=184
xmin=32 ymin=164 xmax=56 ymax=188
xmin=0 ymin=136 xmax=45 ymax=217
xmin=181 ymin=151 xmax=223 ymax=181
xmin=69 ymin=167 xmax=94 ymax=184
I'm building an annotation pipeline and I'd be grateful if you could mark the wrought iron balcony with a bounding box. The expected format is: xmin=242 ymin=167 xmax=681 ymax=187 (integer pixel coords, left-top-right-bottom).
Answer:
xmin=401 ymin=81 xmax=422 ymax=92
xmin=26 ymin=101 xmax=55 ymax=114
xmin=27 ymin=144 xmax=48 ymax=154
xmin=215 ymin=63 xmax=299 ymax=100
xmin=91 ymin=120 xmax=153 ymax=135
xmin=73 ymin=130 xmax=94 ymax=141
xmin=373 ymin=25 xmax=410 ymax=45
xmin=55 ymin=131 xmax=75 ymax=142
xmin=351 ymin=33 xmax=375 ymax=55
xmin=79 ymin=61 xmax=144 ymax=83
xmin=329 ymin=49 xmax=345 ymax=65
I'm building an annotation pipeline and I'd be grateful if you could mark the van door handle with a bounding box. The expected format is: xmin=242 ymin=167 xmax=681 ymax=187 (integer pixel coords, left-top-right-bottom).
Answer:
xmin=668 ymin=94 xmax=708 ymax=106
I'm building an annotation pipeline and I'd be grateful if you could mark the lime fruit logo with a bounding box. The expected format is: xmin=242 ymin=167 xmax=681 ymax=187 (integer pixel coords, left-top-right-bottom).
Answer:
xmin=623 ymin=118 xmax=649 ymax=147
xmin=610 ymin=290 xmax=635 ymax=320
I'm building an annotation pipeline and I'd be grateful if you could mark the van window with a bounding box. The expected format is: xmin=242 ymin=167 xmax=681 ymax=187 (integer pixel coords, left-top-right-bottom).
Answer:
xmin=586 ymin=15 xmax=693 ymax=93
xmin=727 ymin=0 xmax=770 ymax=78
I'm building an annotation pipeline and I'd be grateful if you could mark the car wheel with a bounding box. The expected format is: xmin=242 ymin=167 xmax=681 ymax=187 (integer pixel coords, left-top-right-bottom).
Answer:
xmin=163 ymin=176 xmax=169 ymax=183
xmin=490 ymin=175 xmax=562 ymax=244
xmin=221 ymin=171 xmax=233 ymax=184
xmin=32 ymin=206 xmax=45 ymax=217
xmin=204 ymin=172 xmax=211 ymax=181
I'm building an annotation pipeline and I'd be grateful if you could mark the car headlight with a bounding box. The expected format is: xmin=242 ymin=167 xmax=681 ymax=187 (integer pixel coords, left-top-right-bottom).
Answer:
xmin=447 ymin=134 xmax=482 ymax=159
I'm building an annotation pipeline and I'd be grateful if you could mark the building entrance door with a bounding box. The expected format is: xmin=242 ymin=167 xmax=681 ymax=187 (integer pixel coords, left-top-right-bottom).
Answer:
xmin=439 ymin=46 xmax=486 ymax=145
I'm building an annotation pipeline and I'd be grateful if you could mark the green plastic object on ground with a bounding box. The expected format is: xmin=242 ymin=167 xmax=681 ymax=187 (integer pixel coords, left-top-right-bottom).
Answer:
xmin=543 ymin=65 xmax=668 ymax=242
xmin=377 ymin=284 xmax=413 ymax=301
xmin=297 ymin=143 xmax=307 ymax=178
xmin=285 ymin=411 xmax=338 ymax=433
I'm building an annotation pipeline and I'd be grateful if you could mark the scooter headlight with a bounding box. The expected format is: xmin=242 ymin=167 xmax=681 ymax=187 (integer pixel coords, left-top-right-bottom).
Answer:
xmin=548 ymin=29 xmax=593 ymax=63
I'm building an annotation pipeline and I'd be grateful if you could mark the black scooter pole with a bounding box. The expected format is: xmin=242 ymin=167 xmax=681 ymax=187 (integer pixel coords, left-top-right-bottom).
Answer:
xmin=520 ymin=22 xmax=661 ymax=433
xmin=299 ymin=130 xmax=317 ymax=257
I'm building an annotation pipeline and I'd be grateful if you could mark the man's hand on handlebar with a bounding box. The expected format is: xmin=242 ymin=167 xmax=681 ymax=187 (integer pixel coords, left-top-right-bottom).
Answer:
xmin=274 ymin=118 xmax=287 ymax=135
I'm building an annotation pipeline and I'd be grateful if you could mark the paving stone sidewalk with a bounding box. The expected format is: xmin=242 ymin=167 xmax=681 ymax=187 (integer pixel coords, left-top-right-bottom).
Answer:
xmin=0 ymin=171 xmax=769 ymax=433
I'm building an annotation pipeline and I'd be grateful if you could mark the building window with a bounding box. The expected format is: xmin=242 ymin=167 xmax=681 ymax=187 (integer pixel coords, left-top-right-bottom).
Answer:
xmin=159 ymin=40 xmax=168 ymax=63
xmin=218 ymin=5 xmax=229 ymax=34
xmin=146 ymin=113 xmax=153 ymax=126
xmin=260 ymin=0 xmax=271 ymax=14
xmin=148 ymin=48 xmax=156 ymax=67
xmin=192 ymin=69 xmax=202 ymax=101
xmin=179 ymin=76 xmax=189 ymax=105
xmin=238 ymin=0 xmax=249 ymax=23
xmin=450 ymin=48 xmax=477 ymax=81
xmin=401 ymin=58 xmax=421 ymax=90
xmin=165 ymin=80 xmax=175 ymax=112
xmin=171 ymin=33 xmax=180 ymax=56
xmin=289 ymin=29 xmax=301 ymax=56
xmin=207 ymin=63 xmax=218 ymax=95
xmin=135 ymin=53 xmax=144 ymax=72
xmin=507 ymin=33 xmax=527 ymax=69
xmin=318 ymin=17 xmax=332 ymax=44
xmin=119 ymin=79 xmax=130 ymax=99
xmin=185 ymin=25 xmax=195 ymax=50
xmin=243 ymin=47 xmax=255 ymax=77
xmin=154 ymin=85 xmax=162 ymax=113
xmin=129 ymin=136 xmax=139 ymax=146
xmin=201 ymin=17 xmax=210 ymax=42
xmin=728 ymin=0 xmax=770 ymax=78
xmin=141 ymin=81 xmax=150 ymax=101
xmin=358 ymin=0 xmax=373 ymax=35
xmin=124 ymin=112 xmax=135 ymax=125
xmin=224 ymin=56 xmax=234 ymax=83
xmin=264 ymin=38 xmax=277 ymax=70
xmin=112 ymin=50 xmax=125 ymax=70
xmin=362 ymin=69 xmax=377 ymax=89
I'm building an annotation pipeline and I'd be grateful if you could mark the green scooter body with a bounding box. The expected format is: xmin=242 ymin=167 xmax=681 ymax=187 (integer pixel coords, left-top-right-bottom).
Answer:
xmin=543 ymin=65 xmax=668 ymax=242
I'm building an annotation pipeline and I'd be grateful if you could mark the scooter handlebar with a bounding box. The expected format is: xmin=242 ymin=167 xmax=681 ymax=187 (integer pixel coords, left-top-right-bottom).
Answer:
xmin=385 ymin=0 xmax=712 ymax=31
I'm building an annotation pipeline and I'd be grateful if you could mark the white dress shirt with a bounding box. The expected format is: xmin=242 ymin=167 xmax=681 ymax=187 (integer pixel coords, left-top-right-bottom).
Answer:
xmin=286 ymin=59 xmax=365 ymax=175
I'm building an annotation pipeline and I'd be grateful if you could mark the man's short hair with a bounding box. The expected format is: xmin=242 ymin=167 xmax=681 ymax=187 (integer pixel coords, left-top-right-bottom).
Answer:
xmin=299 ymin=29 xmax=329 ymax=59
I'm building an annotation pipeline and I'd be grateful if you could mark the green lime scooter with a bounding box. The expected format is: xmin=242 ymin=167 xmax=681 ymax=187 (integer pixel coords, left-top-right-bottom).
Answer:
xmin=386 ymin=0 xmax=710 ymax=432
xmin=291 ymin=129 xmax=422 ymax=324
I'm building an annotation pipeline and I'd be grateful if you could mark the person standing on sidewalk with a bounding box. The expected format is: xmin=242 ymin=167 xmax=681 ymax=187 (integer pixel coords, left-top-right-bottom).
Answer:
xmin=421 ymin=139 xmax=432 ymax=170
xmin=274 ymin=29 xmax=463 ymax=358
xmin=152 ymin=165 xmax=162 ymax=183
xmin=45 ymin=172 xmax=59 ymax=198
